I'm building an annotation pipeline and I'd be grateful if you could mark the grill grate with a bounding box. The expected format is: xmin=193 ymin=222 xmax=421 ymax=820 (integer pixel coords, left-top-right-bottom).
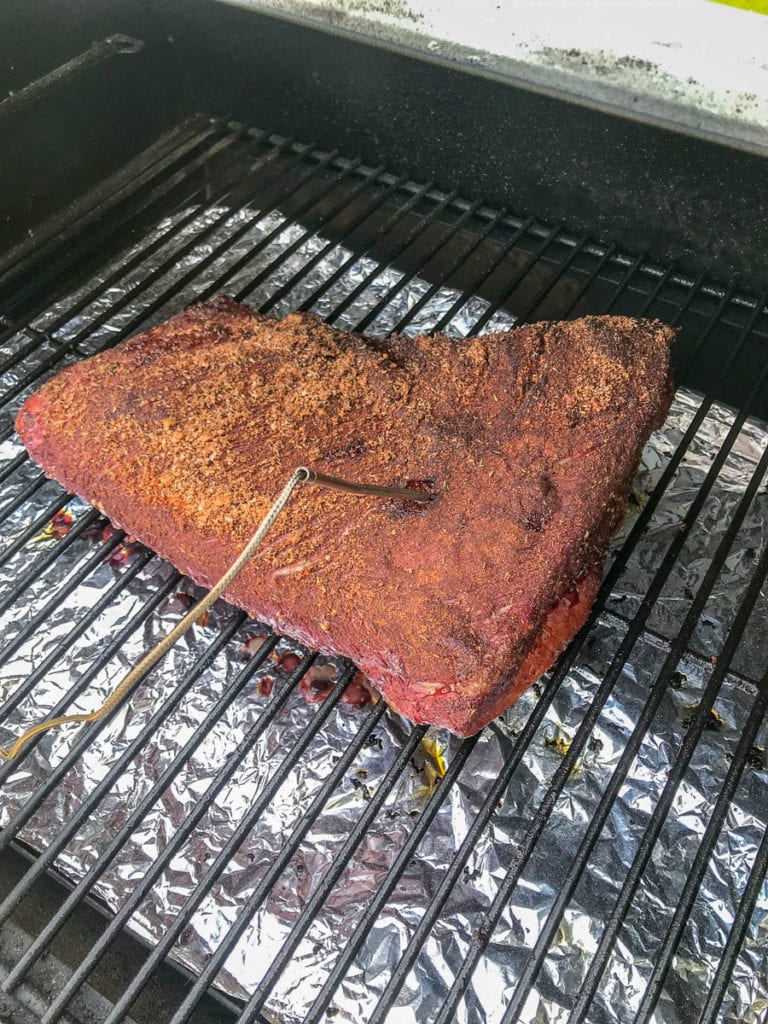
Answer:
xmin=0 ymin=116 xmax=767 ymax=1024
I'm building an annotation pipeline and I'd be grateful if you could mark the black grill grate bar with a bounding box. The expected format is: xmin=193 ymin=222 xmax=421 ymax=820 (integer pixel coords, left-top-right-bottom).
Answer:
xmin=366 ymin=690 xmax=559 ymax=1021
xmin=585 ymin=273 xmax=753 ymax=609
xmin=698 ymin=814 xmax=768 ymax=1024
xmin=501 ymin=390 xmax=768 ymax=1024
xmin=1 ymin=635 xmax=295 ymax=997
xmin=256 ymin=170 xmax=411 ymax=314
xmin=596 ymin=251 xmax=648 ymax=314
xmin=636 ymin=677 xmax=768 ymax=1024
xmin=0 ymin=508 xmax=102 ymax=620
xmin=0 ymin=126 xmax=258 ymax=376
xmin=387 ymin=204 xmax=508 ymax=336
xmin=295 ymin=179 xmax=436 ymax=314
xmin=222 ymin=156 xmax=385 ymax=304
xmin=1 ymin=132 xmax=355 ymax=420
xmin=604 ymin=253 xmax=707 ymax=332
xmin=0 ymin=126 xmax=245 ymax=345
xmin=427 ymin=288 xmax=768 ymax=1024
xmin=138 ymin=700 xmax=389 ymax=1024
xmin=0 ymin=451 xmax=33 ymax=488
xmin=0 ymin=126 xmax=288 ymax=370
xmin=614 ymin=256 xmax=756 ymax=315
xmin=660 ymin=272 xmax=707 ymax=331
xmin=0 ymin=117 xmax=219 ymax=301
xmin=244 ymin=176 xmax=464 ymax=319
xmin=302 ymin=735 xmax=480 ymax=1024
xmin=0 ymin=132 xmax=321 ymax=414
xmin=569 ymin=529 xmax=768 ymax=1023
xmin=99 ymin=661 xmax=370 ymax=1024
xmin=467 ymin=223 xmax=563 ymax=336
xmin=0 ymin=609 xmax=249 ymax=927
xmin=41 ymin=661 xmax=351 ymax=1024
xmin=362 ymin=250 xmax=688 ymax=1018
xmin=255 ymin=189 xmax=481 ymax=337
xmin=367 ymin=169 xmax=752 ymax=312
xmin=234 ymin=723 xmax=429 ymax=1024
xmin=443 ymin=196 xmax=764 ymax=317
xmin=320 ymin=188 xmax=462 ymax=326
xmin=0 ymin=564 xmax=179 ymax=798
xmin=508 ymin=231 xmax=591 ymax=327
xmin=523 ymin=234 xmax=627 ymax=325
xmin=605 ymin=256 xmax=707 ymax=337
xmin=0 ymin=122 xmax=222 ymax=317
xmin=330 ymin=195 xmax=483 ymax=334
xmin=598 ymin=608 xmax=760 ymax=691
xmin=7 ymin=122 xmax=764 ymax=349
xmin=0 ymin=470 xmax=46 ymax=522
xmin=350 ymin=212 xmax=571 ymax=349
xmin=0 ymin=529 xmax=126 ymax=675
xmin=471 ymin=231 xmax=610 ymax=344
xmin=548 ymin=242 xmax=620 ymax=319
xmin=428 ymin=216 xmax=537 ymax=335
xmin=0 ymin=543 xmax=149 ymax=731
xmin=227 ymin=155 xmax=391 ymax=305
xmin=675 ymin=279 xmax=739 ymax=378
xmin=619 ymin=260 xmax=679 ymax=317
xmin=0 ymin=138 xmax=402 ymax=435
xmin=200 ymin=158 xmax=429 ymax=318
xmin=0 ymin=491 xmax=75 ymax=571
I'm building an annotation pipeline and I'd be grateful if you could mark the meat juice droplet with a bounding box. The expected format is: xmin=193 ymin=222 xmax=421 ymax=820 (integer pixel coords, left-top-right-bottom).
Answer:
xmin=106 ymin=545 xmax=132 ymax=567
xmin=257 ymin=676 xmax=274 ymax=698
xmin=390 ymin=479 xmax=435 ymax=519
xmin=343 ymin=672 xmax=372 ymax=708
xmin=300 ymin=663 xmax=336 ymax=703
xmin=242 ymin=634 xmax=268 ymax=659
xmin=276 ymin=651 xmax=301 ymax=674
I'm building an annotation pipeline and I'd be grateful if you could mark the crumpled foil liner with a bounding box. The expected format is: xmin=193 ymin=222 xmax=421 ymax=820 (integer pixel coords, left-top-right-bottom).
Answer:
xmin=1 ymin=193 xmax=767 ymax=1024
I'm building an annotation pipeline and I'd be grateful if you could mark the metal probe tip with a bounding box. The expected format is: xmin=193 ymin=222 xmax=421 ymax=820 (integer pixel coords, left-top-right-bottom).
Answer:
xmin=299 ymin=467 xmax=434 ymax=503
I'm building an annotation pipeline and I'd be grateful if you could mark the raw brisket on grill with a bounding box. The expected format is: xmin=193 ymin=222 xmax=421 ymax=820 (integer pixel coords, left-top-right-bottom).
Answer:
xmin=16 ymin=296 xmax=673 ymax=735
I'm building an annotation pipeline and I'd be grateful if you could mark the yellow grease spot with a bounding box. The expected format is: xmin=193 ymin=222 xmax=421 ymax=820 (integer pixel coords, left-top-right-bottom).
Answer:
xmin=708 ymin=709 xmax=725 ymax=732
xmin=32 ymin=523 xmax=56 ymax=545
xmin=411 ymin=734 xmax=448 ymax=802
xmin=544 ymin=734 xmax=571 ymax=757
xmin=420 ymin=734 xmax=447 ymax=781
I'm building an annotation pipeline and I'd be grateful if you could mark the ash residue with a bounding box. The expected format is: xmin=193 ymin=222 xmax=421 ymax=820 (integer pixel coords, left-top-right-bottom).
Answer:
xmin=535 ymin=45 xmax=667 ymax=83
xmin=340 ymin=0 xmax=420 ymax=17
xmin=284 ymin=0 xmax=422 ymax=23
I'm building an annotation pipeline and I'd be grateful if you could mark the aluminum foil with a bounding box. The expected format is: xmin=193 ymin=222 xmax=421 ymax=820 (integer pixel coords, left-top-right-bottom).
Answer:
xmin=1 ymin=190 xmax=767 ymax=1024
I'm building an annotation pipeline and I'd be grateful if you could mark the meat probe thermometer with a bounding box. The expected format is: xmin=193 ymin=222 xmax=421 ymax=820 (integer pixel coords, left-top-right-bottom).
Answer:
xmin=0 ymin=469 xmax=432 ymax=761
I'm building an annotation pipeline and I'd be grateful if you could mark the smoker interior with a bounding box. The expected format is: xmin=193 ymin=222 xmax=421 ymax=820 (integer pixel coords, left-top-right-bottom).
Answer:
xmin=1 ymin=6 xmax=768 ymax=1024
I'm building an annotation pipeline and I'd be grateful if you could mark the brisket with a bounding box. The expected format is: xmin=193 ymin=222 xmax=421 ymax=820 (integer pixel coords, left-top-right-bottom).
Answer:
xmin=16 ymin=297 xmax=673 ymax=735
